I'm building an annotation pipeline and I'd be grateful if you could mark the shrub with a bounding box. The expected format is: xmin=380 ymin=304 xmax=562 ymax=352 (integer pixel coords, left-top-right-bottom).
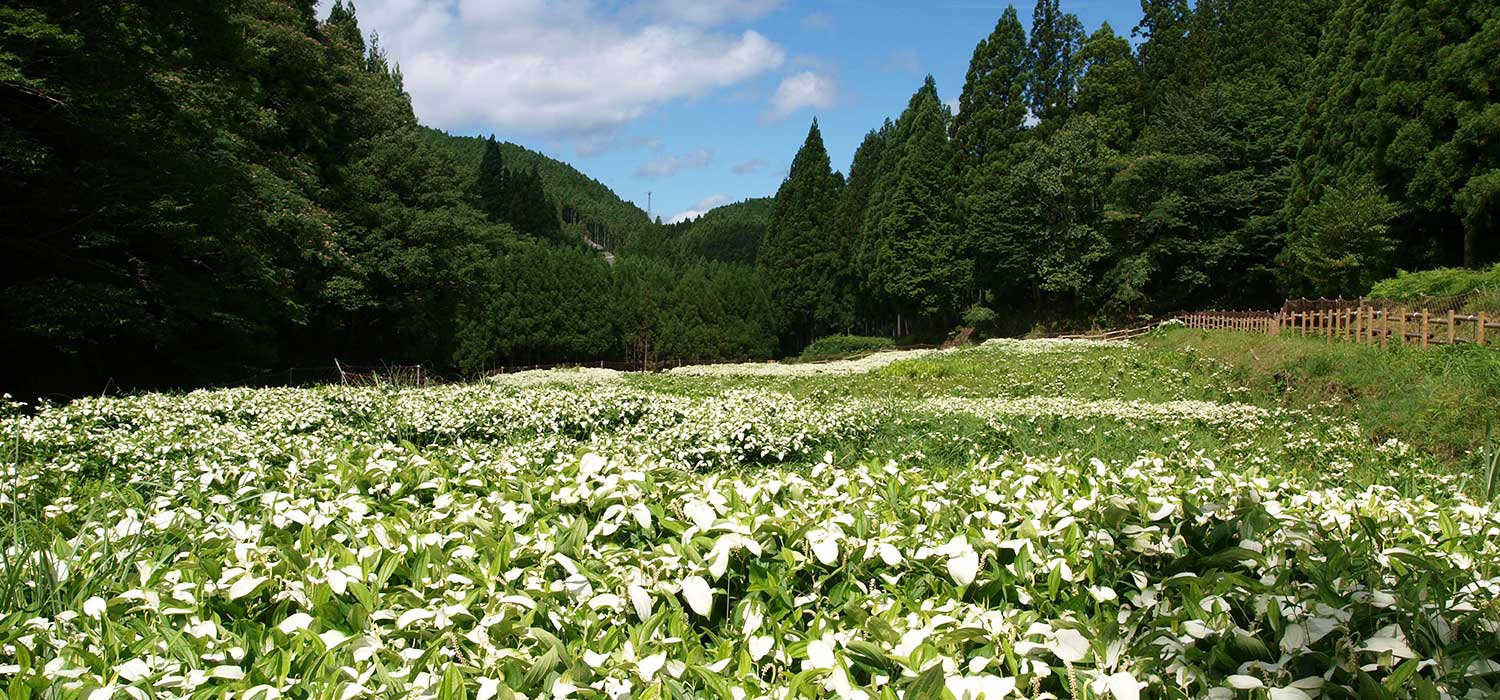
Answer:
xmin=1279 ymin=179 xmax=1401 ymax=297
xmin=798 ymin=335 xmax=895 ymax=362
xmin=961 ymin=305 xmax=998 ymax=330
xmin=1367 ymin=264 xmax=1500 ymax=300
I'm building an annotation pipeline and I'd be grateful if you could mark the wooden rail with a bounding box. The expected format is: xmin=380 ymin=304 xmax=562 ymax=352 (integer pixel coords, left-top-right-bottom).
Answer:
xmin=1175 ymin=305 xmax=1498 ymax=350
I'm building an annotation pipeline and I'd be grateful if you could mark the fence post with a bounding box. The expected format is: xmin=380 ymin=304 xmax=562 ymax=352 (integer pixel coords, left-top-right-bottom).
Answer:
xmin=1398 ymin=309 xmax=1407 ymax=347
xmin=1448 ymin=309 xmax=1457 ymax=345
xmin=1421 ymin=310 xmax=1430 ymax=349
xmin=1481 ymin=312 xmax=1489 ymax=346
xmin=1380 ymin=309 xmax=1389 ymax=348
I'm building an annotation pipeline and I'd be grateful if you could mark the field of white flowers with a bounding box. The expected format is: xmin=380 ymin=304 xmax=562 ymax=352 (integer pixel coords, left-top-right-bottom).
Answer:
xmin=3 ymin=338 xmax=1496 ymax=700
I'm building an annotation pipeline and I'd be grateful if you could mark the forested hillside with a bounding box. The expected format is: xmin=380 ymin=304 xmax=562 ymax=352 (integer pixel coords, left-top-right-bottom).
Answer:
xmin=0 ymin=0 xmax=776 ymax=398
xmin=755 ymin=0 xmax=1499 ymax=341
xmin=422 ymin=129 xmax=653 ymax=251
xmin=625 ymin=198 xmax=773 ymax=265
xmin=3 ymin=0 xmax=1495 ymax=397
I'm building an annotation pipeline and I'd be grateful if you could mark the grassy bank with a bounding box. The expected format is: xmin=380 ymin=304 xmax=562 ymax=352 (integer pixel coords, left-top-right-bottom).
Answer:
xmin=1138 ymin=326 xmax=1500 ymax=462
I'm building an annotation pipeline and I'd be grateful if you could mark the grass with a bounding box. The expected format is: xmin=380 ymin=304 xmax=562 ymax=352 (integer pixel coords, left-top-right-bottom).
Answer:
xmin=1137 ymin=327 xmax=1500 ymax=462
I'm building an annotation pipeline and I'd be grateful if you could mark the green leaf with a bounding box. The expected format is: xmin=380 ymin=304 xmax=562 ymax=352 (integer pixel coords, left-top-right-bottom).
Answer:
xmin=844 ymin=640 xmax=895 ymax=673
xmin=905 ymin=663 xmax=945 ymax=700
xmin=522 ymin=648 xmax=560 ymax=691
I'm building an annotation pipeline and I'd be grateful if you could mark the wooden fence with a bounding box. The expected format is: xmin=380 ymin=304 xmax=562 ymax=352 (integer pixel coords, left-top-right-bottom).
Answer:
xmin=1175 ymin=303 xmax=1498 ymax=349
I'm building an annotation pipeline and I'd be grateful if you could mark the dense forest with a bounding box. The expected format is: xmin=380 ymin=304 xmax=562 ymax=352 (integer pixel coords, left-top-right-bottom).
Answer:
xmin=1 ymin=0 xmax=1496 ymax=396
xmin=754 ymin=0 xmax=1500 ymax=344
xmin=0 ymin=0 xmax=775 ymax=397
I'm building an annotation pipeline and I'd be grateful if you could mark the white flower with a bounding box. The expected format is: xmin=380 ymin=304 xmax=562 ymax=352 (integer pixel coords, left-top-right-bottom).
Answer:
xmin=1102 ymin=671 xmax=1144 ymax=700
xmin=807 ymin=529 xmax=840 ymax=566
xmin=1051 ymin=629 xmax=1089 ymax=663
xmin=83 ymin=596 xmax=107 ymax=619
xmin=113 ymin=658 xmax=152 ymax=682
xmin=277 ymin=613 xmax=314 ymax=634
xmin=208 ymin=665 xmax=245 ymax=680
xmin=805 ymin=639 xmax=836 ymax=670
xmin=638 ymin=653 xmax=667 ymax=681
xmin=1357 ymin=625 xmax=1416 ymax=659
xmin=947 ymin=550 xmax=980 ymax=586
xmin=226 ymin=575 xmax=267 ymax=601
xmin=1226 ymin=675 xmax=1264 ymax=690
xmin=748 ymin=636 xmax=774 ymax=661
xmin=627 ymin=585 xmax=653 ymax=621
xmin=946 ymin=674 xmax=1017 ymax=699
xmin=680 ymin=576 xmax=713 ymax=617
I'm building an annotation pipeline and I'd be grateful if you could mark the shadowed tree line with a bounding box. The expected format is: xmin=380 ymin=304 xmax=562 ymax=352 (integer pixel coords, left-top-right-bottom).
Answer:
xmin=4 ymin=0 xmax=1495 ymax=395
xmin=0 ymin=0 xmax=776 ymax=397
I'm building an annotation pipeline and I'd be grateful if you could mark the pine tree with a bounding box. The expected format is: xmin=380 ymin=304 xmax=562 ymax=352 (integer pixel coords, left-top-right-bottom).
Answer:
xmin=865 ymin=77 xmax=970 ymax=329
xmin=839 ymin=122 xmax=896 ymax=330
xmin=1072 ymin=23 xmax=1142 ymax=147
xmin=951 ymin=7 xmax=1031 ymax=171
xmin=1286 ymin=0 xmax=1499 ymax=269
xmin=1026 ymin=0 xmax=1086 ymax=125
xmin=475 ymin=136 xmax=507 ymax=223
xmin=759 ymin=119 xmax=845 ymax=346
xmin=1133 ymin=0 xmax=1195 ymax=107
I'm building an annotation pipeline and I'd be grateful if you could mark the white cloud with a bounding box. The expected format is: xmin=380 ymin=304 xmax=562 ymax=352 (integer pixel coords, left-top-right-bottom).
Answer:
xmin=638 ymin=0 xmax=783 ymax=25
xmin=636 ymin=148 xmax=715 ymax=177
xmin=732 ymin=158 xmax=770 ymax=174
xmin=763 ymin=71 xmax=839 ymax=124
xmin=801 ymin=12 xmax=834 ymax=30
xmin=340 ymin=0 xmax=786 ymax=153
xmin=668 ymin=194 xmax=731 ymax=223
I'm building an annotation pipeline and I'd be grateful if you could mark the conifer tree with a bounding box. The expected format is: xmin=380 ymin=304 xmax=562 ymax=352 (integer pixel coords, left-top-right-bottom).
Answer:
xmin=475 ymin=136 xmax=508 ymax=224
xmin=1286 ymin=0 xmax=1498 ymax=269
xmin=1026 ymin=0 xmax=1086 ymax=125
xmin=759 ymin=119 xmax=845 ymax=346
xmin=1133 ymin=0 xmax=1195 ymax=107
xmin=951 ymin=7 xmax=1031 ymax=171
xmin=839 ymin=122 xmax=896 ymax=329
xmin=865 ymin=78 xmax=970 ymax=329
xmin=1071 ymin=23 xmax=1142 ymax=147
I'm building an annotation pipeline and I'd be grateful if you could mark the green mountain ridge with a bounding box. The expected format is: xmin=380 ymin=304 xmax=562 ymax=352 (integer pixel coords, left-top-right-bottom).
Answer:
xmin=421 ymin=127 xmax=652 ymax=250
xmin=624 ymin=196 xmax=773 ymax=266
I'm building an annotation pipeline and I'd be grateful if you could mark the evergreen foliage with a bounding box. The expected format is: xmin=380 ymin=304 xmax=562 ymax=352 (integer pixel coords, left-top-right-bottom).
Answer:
xmin=5 ymin=0 xmax=1499 ymax=394
xmin=864 ymin=78 xmax=970 ymax=328
xmin=1286 ymin=0 xmax=1500 ymax=270
xmin=951 ymin=8 xmax=1031 ymax=170
xmin=0 ymin=0 xmax=775 ymax=397
xmin=633 ymin=198 xmax=773 ymax=265
xmin=759 ymin=120 xmax=847 ymax=346
xmin=1026 ymin=0 xmax=1086 ymax=124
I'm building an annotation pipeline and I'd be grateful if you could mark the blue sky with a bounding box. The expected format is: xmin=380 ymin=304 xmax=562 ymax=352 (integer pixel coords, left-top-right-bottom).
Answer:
xmin=340 ymin=0 xmax=1145 ymax=223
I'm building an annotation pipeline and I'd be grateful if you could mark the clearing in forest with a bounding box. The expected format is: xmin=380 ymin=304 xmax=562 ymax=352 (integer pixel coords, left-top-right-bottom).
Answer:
xmin=3 ymin=334 xmax=1497 ymax=699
